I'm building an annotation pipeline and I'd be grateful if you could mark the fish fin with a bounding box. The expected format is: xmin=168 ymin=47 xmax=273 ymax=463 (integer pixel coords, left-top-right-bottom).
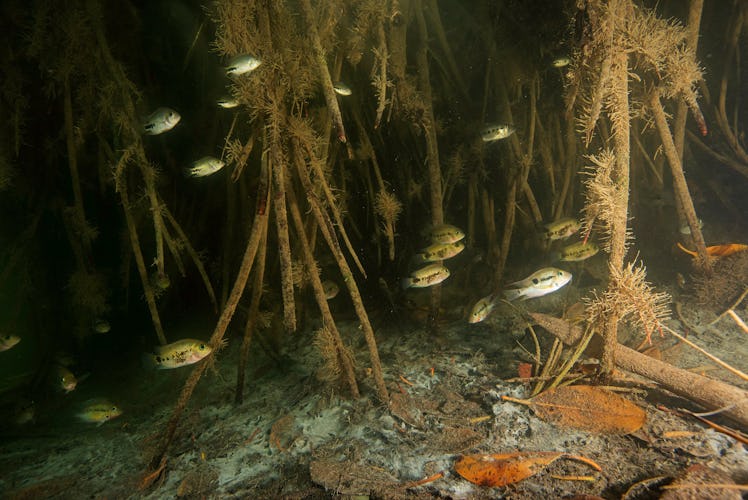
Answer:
xmin=503 ymin=288 xmax=524 ymax=302
xmin=506 ymin=277 xmax=528 ymax=289
xmin=141 ymin=352 xmax=159 ymax=370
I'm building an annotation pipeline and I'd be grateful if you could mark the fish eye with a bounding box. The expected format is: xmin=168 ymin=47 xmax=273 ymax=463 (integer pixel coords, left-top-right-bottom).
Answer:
xmin=111 ymin=407 xmax=117 ymax=411
xmin=532 ymin=278 xmax=539 ymax=284
xmin=199 ymin=344 xmax=206 ymax=350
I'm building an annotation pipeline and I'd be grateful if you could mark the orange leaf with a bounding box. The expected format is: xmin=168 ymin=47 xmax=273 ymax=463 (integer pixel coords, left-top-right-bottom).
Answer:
xmin=706 ymin=243 xmax=748 ymax=258
xmin=531 ymin=385 xmax=645 ymax=434
xmin=454 ymin=452 xmax=563 ymax=487
xmin=518 ymin=362 xmax=533 ymax=379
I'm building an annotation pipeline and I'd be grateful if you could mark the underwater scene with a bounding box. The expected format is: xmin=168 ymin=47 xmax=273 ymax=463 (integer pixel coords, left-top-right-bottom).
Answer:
xmin=0 ymin=0 xmax=747 ymax=498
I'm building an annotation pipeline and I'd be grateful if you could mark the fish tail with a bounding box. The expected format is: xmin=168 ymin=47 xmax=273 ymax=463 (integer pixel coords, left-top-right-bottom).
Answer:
xmin=141 ymin=352 xmax=159 ymax=370
xmin=401 ymin=277 xmax=414 ymax=290
xmin=549 ymin=252 xmax=561 ymax=263
xmin=503 ymin=288 xmax=524 ymax=302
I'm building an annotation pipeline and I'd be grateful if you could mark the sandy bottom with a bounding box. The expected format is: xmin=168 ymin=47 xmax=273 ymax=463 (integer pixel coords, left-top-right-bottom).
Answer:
xmin=1 ymin=280 xmax=746 ymax=499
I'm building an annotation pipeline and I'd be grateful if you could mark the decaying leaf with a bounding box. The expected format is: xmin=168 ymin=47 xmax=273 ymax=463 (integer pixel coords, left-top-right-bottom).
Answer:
xmin=455 ymin=452 xmax=564 ymax=487
xmin=454 ymin=452 xmax=601 ymax=487
xmin=505 ymin=385 xmax=646 ymax=434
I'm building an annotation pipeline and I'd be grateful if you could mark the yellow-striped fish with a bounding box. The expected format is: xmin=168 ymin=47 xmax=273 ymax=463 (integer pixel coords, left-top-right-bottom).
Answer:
xmin=504 ymin=267 xmax=572 ymax=301
xmin=143 ymin=339 xmax=213 ymax=369
xmin=414 ymin=241 xmax=465 ymax=263
xmin=53 ymin=364 xmax=78 ymax=393
xmin=78 ymin=399 xmax=122 ymax=426
xmin=468 ymin=294 xmax=497 ymax=324
xmin=543 ymin=218 xmax=581 ymax=241
xmin=427 ymin=224 xmax=465 ymax=244
xmin=0 ymin=334 xmax=20 ymax=352
xmin=556 ymin=241 xmax=599 ymax=262
xmin=401 ymin=264 xmax=450 ymax=289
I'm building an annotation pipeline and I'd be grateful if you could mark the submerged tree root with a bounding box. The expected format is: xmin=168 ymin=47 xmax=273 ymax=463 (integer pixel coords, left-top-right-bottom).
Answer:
xmin=530 ymin=312 xmax=748 ymax=428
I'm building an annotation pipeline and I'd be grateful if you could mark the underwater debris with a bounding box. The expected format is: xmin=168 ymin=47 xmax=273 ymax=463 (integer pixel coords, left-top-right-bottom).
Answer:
xmin=584 ymin=260 xmax=670 ymax=344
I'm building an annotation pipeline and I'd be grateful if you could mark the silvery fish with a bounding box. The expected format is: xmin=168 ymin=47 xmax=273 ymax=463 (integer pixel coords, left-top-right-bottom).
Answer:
xmin=216 ymin=95 xmax=240 ymax=109
xmin=543 ymin=217 xmax=581 ymax=241
xmin=187 ymin=156 xmax=225 ymax=178
xmin=93 ymin=318 xmax=111 ymax=334
xmin=322 ymin=280 xmax=339 ymax=299
xmin=679 ymin=218 xmax=703 ymax=235
xmin=333 ymin=82 xmax=352 ymax=96
xmin=78 ymin=399 xmax=122 ymax=426
xmin=0 ymin=333 xmax=20 ymax=352
xmin=226 ymin=54 xmax=261 ymax=77
xmin=504 ymin=267 xmax=572 ymax=301
xmin=401 ymin=264 xmax=450 ymax=289
xmin=468 ymin=294 xmax=497 ymax=324
xmin=556 ymin=241 xmax=599 ymax=262
xmin=143 ymin=338 xmax=212 ymax=369
xmin=427 ymin=224 xmax=465 ymax=244
xmin=551 ymin=55 xmax=571 ymax=68
xmin=481 ymin=123 xmax=515 ymax=142
xmin=413 ymin=241 xmax=465 ymax=263
xmin=142 ymin=107 xmax=181 ymax=135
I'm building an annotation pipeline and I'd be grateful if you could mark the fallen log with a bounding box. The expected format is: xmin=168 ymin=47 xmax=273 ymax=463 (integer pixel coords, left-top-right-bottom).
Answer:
xmin=529 ymin=312 xmax=748 ymax=429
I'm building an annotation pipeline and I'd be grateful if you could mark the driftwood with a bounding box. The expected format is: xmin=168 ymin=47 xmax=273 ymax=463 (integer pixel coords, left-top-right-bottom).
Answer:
xmin=529 ymin=312 xmax=748 ymax=428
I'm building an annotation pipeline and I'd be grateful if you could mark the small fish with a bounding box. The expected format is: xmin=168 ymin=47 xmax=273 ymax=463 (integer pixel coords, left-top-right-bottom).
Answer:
xmin=226 ymin=54 xmax=261 ymax=77
xmin=0 ymin=334 xmax=20 ymax=352
xmin=504 ymin=267 xmax=572 ymax=301
xmin=54 ymin=351 xmax=75 ymax=367
xmin=481 ymin=123 xmax=515 ymax=142
xmin=322 ymin=280 xmax=339 ymax=299
xmin=675 ymin=272 xmax=686 ymax=289
xmin=556 ymin=241 xmax=599 ymax=262
xmin=152 ymin=271 xmax=171 ymax=291
xmin=468 ymin=294 xmax=497 ymax=324
xmin=93 ymin=319 xmax=111 ymax=334
xmin=678 ymin=218 xmax=704 ymax=235
xmin=143 ymin=339 xmax=213 ymax=369
xmin=543 ymin=217 xmax=581 ymax=241
xmin=14 ymin=400 xmax=35 ymax=426
xmin=427 ymin=224 xmax=465 ymax=244
xmin=401 ymin=264 xmax=450 ymax=289
xmin=187 ymin=156 xmax=225 ymax=178
xmin=216 ymin=95 xmax=240 ymax=109
xmin=333 ymin=82 xmax=352 ymax=96
xmin=551 ymin=55 xmax=571 ymax=68
xmin=53 ymin=364 xmax=78 ymax=393
xmin=78 ymin=399 xmax=122 ymax=426
xmin=413 ymin=241 xmax=465 ymax=263
xmin=142 ymin=107 xmax=181 ymax=135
